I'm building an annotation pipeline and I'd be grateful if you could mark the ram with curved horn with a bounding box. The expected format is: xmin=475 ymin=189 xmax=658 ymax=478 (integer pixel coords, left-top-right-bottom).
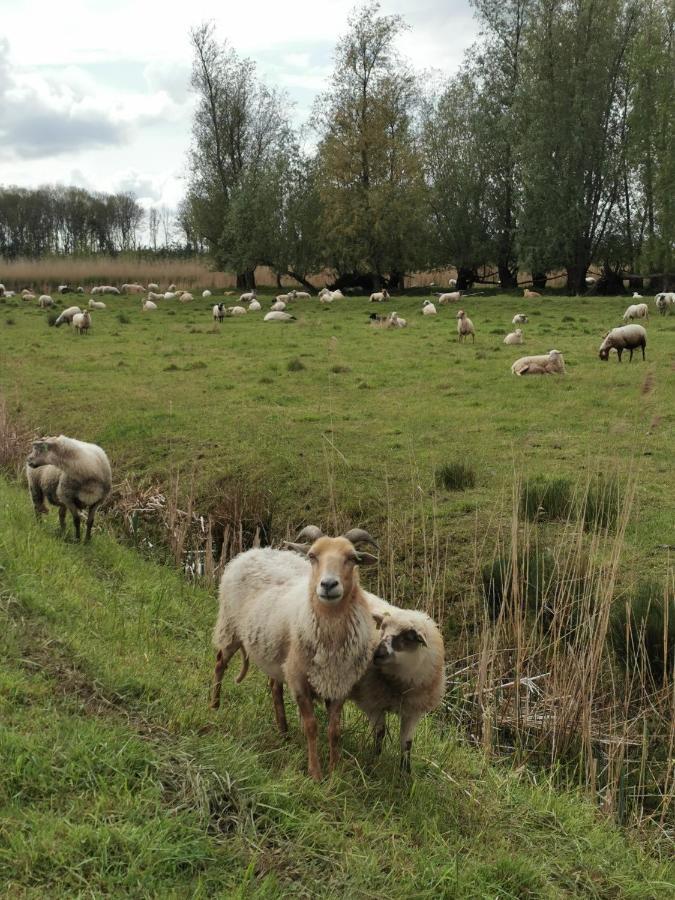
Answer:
xmin=284 ymin=525 xmax=378 ymax=565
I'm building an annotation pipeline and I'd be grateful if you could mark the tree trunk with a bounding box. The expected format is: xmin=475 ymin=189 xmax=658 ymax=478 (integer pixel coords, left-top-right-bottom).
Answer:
xmin=236 ymin=270 xmax=255 ymax=290
xmin=456 ymin=267 xmax=475 ymax=291
xmin=387 ymin=270 xmax=406 ymax=291
xmin=288 ymin=270 xmax=318 ymax=292
xmin=596 ymin=268 xmax=626 ymax=295
xmin=276 ymin=272 xmax=283 ymax=290
xmin=565 ymin=263 xmax=588 ymax=296
xmin=531 ymin=271 xmax=547 ymax=291
xmin=498 ymin=263 xmax=518 ymax=290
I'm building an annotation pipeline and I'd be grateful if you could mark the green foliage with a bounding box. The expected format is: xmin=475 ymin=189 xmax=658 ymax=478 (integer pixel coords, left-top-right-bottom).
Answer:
xmin=116 ymin=311 xmax=131 ymax=325
xmin=436 ymin=461 xmax=477 ymax=491
xmin=520 ymin=476 xmax=574 ymax=521
xmin=610 ymin=580 xmax=675 ymax=681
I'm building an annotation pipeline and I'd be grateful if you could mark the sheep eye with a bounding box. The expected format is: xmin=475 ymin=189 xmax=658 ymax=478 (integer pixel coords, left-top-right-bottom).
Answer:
xmin=307 ymin=553 xmax=317 ymax=563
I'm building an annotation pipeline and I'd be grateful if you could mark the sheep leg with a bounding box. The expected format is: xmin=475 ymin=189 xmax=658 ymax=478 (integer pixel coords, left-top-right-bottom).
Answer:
xmin=628 ymin=347 xmax=634 ymax=362
xmin=399 ymin=710 xmax=423 ymax=774
xmin=58 ymin=505 xmax=67 ymax=534
xmin=64 ymin=503 xmax=81 ymax=541
xmin=617 ymin=348 xmax=623 ymax=363
xmin=295 ymin=690 xmax=322 ymax=781
xmin=29 ymin=484 xmax=48 ymax=517
xmin=327 ymin=699 xmax=344 ymax=773
xmin=641 ymin=343 xmax=645 ymax=361
xmin=210 ymin=636 xmax=241 ymax=709
xmin=270 ymin=678 xmax=288 ymax=734
xmin=84 ymin=502 xmax=100 ymax=542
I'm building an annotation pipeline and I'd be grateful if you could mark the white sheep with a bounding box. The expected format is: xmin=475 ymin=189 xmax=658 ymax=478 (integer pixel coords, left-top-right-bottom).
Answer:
xmin=88 ymin=298 xmax=106 ymax=309
xmin=54 ymin=306 xmax=82 ymax=327
xmin=121 ymin=283 xmax=145 ymax=294
xmin=227 ymin=306 xmax=246 ymax=316
xmin=163 ymin=292 xmax=178 ymax=300
xmin=179 ymin=292 xmax=193 ymax=303
xmin=147 ymin=283 xmax=159 ymax=291
xmin=511 ymin=349 xmax=565 ymax=375
xmin=91 ymin=285 xmax=120 ymax=296
xmin=264 ymin=311 xmax=296 ymax=322
xmin=26 ymin=435 xmax=112 ymax=542
xmin=142 ymin=299 xmax=158 ymax=311
xmin=76 ymin=286 xmax=84 ymax=294
xmin=422 ymin=300 xmax=437 ymax=316
xmin=369 ymin=290 xmax=390 ymax=302
xmin=57 ymin=284 xmax=70 ymax=294
xmin=523 ymin=288 xmax=542 ymax=298
xmin=248 ymin=299 xmax=261 ymax=312
xmin=72 ymin=311 xmax=91 ymax=335
xmin=436 ymin=291 xmax=461 ymax=304
xmin=388 ymin=311 xmax=407 ymax=328
xmin=448 ymin=278 xmax=457 ymax=288
xmin=598 ymin=325 xmax=646 ymax=362
xmin=22 ymin=291 xmax=36 ymax=301
xmin=623 ymin=303 xmax=649 ymax=322
xmin=212 ymin=303 xmax=225 ymax=322
xmin=585 ymin=276 xmax=597 ymax=286
xmin=655 ymin=292 xmax=674 ymax=315
xmin=239 ymin=290 xmax=256 ymax=302
xmin=293 ymin=291 xmax=312 ymax=299
xmin=632 ymin=291 xmax=643 ymax=298
xmin=211 ymin=527 xmax=378 ymax=780
xmin=271 ymin=300 xmax=287 ymax=312
xmin=202 ymin=289 xmax=212 ymax=298
xmin=456 ymin=309 xmax=475 ymax=342
xmin=275 ymin=292 xmax=295 ymax=303
xmin=147 ymin=292 xmax=164 ymax=302
xmin=38 ymin=295 xmax=54 ymax=308
xmin=512 ymin=313 xmax=528 ymax=324
xmin=168 ymin=283 xmax=176 ymax=291
xmin=503 ymin=328 xmax=523 ymax=345
xmin=319 ymin=294 xmax=333 ymax=304
xmin=349 ymin=594 xmax=444 ymax=772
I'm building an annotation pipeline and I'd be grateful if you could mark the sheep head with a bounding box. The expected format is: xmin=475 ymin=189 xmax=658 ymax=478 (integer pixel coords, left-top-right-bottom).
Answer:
xmin=26 ymin=437 xmax=60 ymax=468
xmin=284 ymin=526 xmax=379 ymax=575
xmin=372 ymin=611 xmax=429 ymax=670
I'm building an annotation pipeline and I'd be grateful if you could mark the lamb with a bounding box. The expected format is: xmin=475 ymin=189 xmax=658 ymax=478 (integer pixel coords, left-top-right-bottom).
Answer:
xmin=88 ymin=298 xmax=106 ymax=310
xmin=142 ymin=298 xmax=158 ymax=311
xmin=511 ymin=349 xmax=566 ymax=375
xmin=598 ymin=325 xmax=646 ymax=362
xmin=523 ymin=288 xmax=541 ymax=298
xmin=202 ymin=289 xmax=212 ymax=298
xmin=121 ymin=283 xmax=145 ymax=294
xmin=210 ymin=526 xmax=379 ymax=780
xmin=212 ymin=303 xmax=225 ymax=322
xmin=26 ymin=435 xmax=112 ymax=542
xmin=179 ymin=292 xmax=193 ymax=303
xmin=456 ymin=309 xmax=475 ymax=342
xmin=227 ymin=306 xmax=246 ymax=316
xmin=147 ymin=283 xmax=159 ymax=291
xmin=348 ymin=594 xmax=444 ymax=772
xmin=38 ymin=295 xmax=54 ymax=308
xmin=422 ymin=300 xmax=437 ymax=316
xmin=264 ymin=310 xmax=296 ymax=322
xmin=369 ymin=290 xmax=390 ymax=302
xmin=72 ymin=311 xmax=92 ymax=335
xmin=54 ymin=306 xmax=82 ymax=327
xmin=388 ymin=311 xmax=407 ymax=328
xmin=623 ymin=303 xmax=649 ymax=322
xmin=271 ymin=299 xmax=287 ymax=311
xmin=436 ymin=291 xmax=461 ymax=304
xmin=512 ymin=313 xmax=528 ymax=324
xmin=248 ymin=299 xmax=261 ymax=311
xmin=239 ymin=290 xmax=256 ymax=302
xmin=503 ymin=328 xmax=523 ymax=345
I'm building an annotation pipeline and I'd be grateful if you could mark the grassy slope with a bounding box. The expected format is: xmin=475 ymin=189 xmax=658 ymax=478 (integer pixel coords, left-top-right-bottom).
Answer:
xmin=1 ymin=479 xmax=674 ymax=897
xmin=0 ymin=292 xmax=673 ymax=581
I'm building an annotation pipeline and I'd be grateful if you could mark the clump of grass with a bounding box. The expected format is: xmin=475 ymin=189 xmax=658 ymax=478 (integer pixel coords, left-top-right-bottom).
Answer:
xmin=436 ymin=462 xmax=476 ymax=491
xmin=609 ymin=580 xmax=674 ymax=682
xmin=330 ymin=364 xmax=350 ymax=373
xmin=520 ymin=476 xmax=574 ymax=521
xmin=562 ymin=315 xmax=575 ymax=322
xmin=116 ymin=312 xmax=131 ymax=325
xmin=164 ymin=363 xmax=179 ymax=372
xmin=184 ymin=361 xmax=207 ymax=370
xmin=583 ymin=474 xmax=621 ymax=530
xmin=46 ymin=311 xmax=58 ymax=326
xmin=287 ymin=358 xmax=305 ymax=372
xmin=5 ymin=317 xmax=16 ymax=325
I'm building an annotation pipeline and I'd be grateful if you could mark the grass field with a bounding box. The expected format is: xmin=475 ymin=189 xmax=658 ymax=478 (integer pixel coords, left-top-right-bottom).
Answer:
xmin=1 ymin=477 xmax=674 ymax=897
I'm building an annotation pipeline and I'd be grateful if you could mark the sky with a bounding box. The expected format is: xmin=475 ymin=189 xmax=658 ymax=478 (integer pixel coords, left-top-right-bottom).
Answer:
xmin=0 ymin=1 xmax=478 ymax=212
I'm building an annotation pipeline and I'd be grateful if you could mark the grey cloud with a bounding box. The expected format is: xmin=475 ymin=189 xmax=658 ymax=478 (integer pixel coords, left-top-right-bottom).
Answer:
xmin=6 ymin=106 xmax=126 ymax=159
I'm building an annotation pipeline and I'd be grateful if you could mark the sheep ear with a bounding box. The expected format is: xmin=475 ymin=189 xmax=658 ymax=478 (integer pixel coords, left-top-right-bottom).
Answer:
xmin=356 ymin=551 xmax=378 ymax=566
xmin=408 ymin=629 xmax=427 ymax=646
xmin=372 ymin=613 xmax=385 ymax=628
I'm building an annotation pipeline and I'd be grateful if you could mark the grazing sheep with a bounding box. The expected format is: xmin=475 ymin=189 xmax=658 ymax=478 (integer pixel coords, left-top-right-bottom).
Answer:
xmin=623 ymin=303 xmax=649 ymax=322
xmin=511 ymin=349 xmax=566 ymax=375
xmin=203 ymin=290 xmax=212 ymax=298
xmin=271 ymin=299 xmax=287 ymax=312
xmin=26 ymin=435 xmax=112 ymax=542
xmin=294 ymin=291 xmax=312 ymax=299
xmin=239 ymin=290 xmax=256 ymax=303
xmin=38 ymin=295 xmax=54 ymax=308
xmin=227 ymin=306 xmax=246 ymax=316
xmin=179 ymin=292 xmax=193 ymax=303
xmin=436 ymin=291 xmax=461 ymax=304
xmin=275 ymin=292 xmax=295 ymax=303
xmin=388 ymin=311 xmax=407 ymax=328
xmin=598 ymin=325 xmax=646 ymax=362
xmin=655 ymin=292 xmax=675 ymax=315
xmin=503 ymin=328 xmax=523 ymax=345
xmin=264 ymin=311 xmax=296 ymax=322
xmin=72 ymin=311 xmax=91 ymax=335
xmin=142 ymin=298 xmax=158 ymax=311
xmin=369 ymin=290 xmax=390 ymax=302
xmin=88 ymin=298 xmax=106 ymax=309
xmin=248 ymin=299 xmax=261 ymax=311
xmin=121 ymin=283 xmax=145 ymax=294
xmin=349 ymin=594 xmax=444 ymax=772
xmin=456 ymin=309 xmax=475 ymax=342
xmin=54 ymin=306 xmax=82 ymax=327
xmin=211 ymin=527 xmax=378 ymax=781
xmin=523 ymin=288 xmax=541 ymax=298
xmin=212 ymin=303 xmax=225 ymax=322
xmin=422 ymin=300 xmax=437 ymax=316
xmin=512 ymin=313 xmax=528 ymax=324
xmin=91 ymin=285 xmax=120 ymax=296
xmin=147 ymin=283 xmax=159 ymax=291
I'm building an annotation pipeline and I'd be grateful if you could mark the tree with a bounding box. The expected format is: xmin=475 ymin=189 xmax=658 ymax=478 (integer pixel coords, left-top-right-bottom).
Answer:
xmin=314 ymin=2 xmax=428 ymax=289
xmin=185 ymin=21 xmax=290 ymax=288
xmin=147 ymin=208 xmax=160 ymax=251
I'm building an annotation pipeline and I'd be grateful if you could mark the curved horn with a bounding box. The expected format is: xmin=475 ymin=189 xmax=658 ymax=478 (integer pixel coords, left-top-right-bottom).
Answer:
xmin=296 ymin=525 xmax=324 ymax=542
xmin=342 ymin=528 xmax=379 ymax=550
xmin=282 ymin=541 xmax=312 ymax=554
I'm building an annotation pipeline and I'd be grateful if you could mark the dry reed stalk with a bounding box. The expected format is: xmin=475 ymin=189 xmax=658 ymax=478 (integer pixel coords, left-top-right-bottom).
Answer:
xmin=0 ymin=395 xmax=33 ymax=477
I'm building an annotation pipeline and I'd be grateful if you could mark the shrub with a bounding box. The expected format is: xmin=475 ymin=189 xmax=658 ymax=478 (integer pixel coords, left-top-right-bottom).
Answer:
xmin=609 ymin=581 xmax=674 ymax=682
xmin=436 ymin=462 xmax=476 ymax=491
xmin=520 ymin=477 xmax=573 ymax=521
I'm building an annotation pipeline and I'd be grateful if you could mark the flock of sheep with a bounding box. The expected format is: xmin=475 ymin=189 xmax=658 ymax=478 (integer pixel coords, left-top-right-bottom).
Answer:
xmin=24 ymin=434 xmax=444 ymax=779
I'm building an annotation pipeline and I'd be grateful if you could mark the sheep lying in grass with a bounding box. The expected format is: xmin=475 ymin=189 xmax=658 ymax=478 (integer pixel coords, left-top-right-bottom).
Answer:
xmin=22 ymin=291 xmax=36 ymax=301
xmin=91 ymin=285 xmax=120 ymax=296
xmin=271 ymin=299 xmax=287 ymax=312
xmin=294 ymin=291 xmax=312 ymax=299
xmin=147 ymin=292 xmax=164 ymax=302
xmin=422 ymin=300 xmax=437 ymax=316
xmin=437 ymin=291 xmax=460 ymax=304
xmin=511 ymin=349 xmax=565 ymax=375
xmin=148 ymin=283 xmax=159 ymax=291
xmin=512 ymin=313 xmax=528 ymax=325
xmin=38 ymin=295 xmax=54 ymax=308
xmin=211 ymin=526 xmax=379 ymax=780
xmin=349 ymin=594 xmax=444 ymax=772
xmin=369 ymin=290 xmax=390 ymax=302
xmin=72 ymin=311 xmax=91 ymax=334
xmin=179 ymin=292 xmax=193 ymax=303
xmin=121 ymin=283 xmax=145 ymax=294
xmin=523 ymin=288 xmax=541 ymax=298
xmin=264 ymin=310 xmax=296 ymax=322
xmin=88 ymin=299 xmax=106 ymax=310
xmin=239 ymin=290 xmax=256 ymax=302
xmin=248 ymin=299 xmax=261 ymax=311
xmin=504 ymin=328 xmax=523 ymax=345
xmin=142 ymin=298 xmax=158 ymax=311
xmin=456 ymin=309 xmax=475 ymax=342
xmin=388 ymin=311 xmax=407 ymax=328
xmin=26 ymin=435 xmax=112 ymax=542
xmin=203 ymin=289 xmax=212 ymax=298
xmin=227 ymin=306 xmax=246 ymax=316
xmin=54 ymin=306 xmax=82 ymax=327
xmin=163 ymin=291 xmax=178 ymax=300
xmin=623 ymin=303 xmax=649 ymax=322
xmin=598 ymin=325 xmax=646 ymax=362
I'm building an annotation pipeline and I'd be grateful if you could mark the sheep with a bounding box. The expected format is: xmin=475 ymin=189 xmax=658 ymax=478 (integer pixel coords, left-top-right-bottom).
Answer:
xmin=147 ymin=292 xmax=164 ymax=301
xmin=369 ymin=290 xmax=390 ymax=302
xmin=319 ymin=294 xmax=333 ymax=305
xmin=163 ymin=291 xmax=178 ymax=300
xmin=38 ymin=295 xmax=54 ymax=308
xmin=512 ymin=313 xmax=528 ymax=325
xmin=655 ymin=292 xmax=675 ymax=315
xmin=179 ymin=292 xmax=193 ymax=303
xmin=632 ymin=291 xmax=643 ymax=298
xmin=148 ymin=283 xmax=159 ymax=291
xmin=598 ymin=325 xmax=646 ymax=362
xmin=76 ymin=286 xmax=84 ymax=294
xmin=348 ymin=594 xmax=444 ymax=772
xmin=227 ymin=306 xmax=246 ymax=316
xmin=57 ymin=284 xmax=71 ymax=294
xmin=88 ymin=298 xmax=106 ymax=310
xmin=248 ymin=299 xmax=261 ymax=312
xmin=239 ymin=290 xmax=256 ymax=302
xmin=503 ymin=328 xmax=524 ymax=345
xmin=422 ymin=300 xmax=437 ymax=316
xmin=436 ymin=291 xmax=461 ymax=304
xmin=212 ymin=303 xmax=225 ymax=322
xmin=168 ymin=283 xmax=176 ymax=291
xmin=123 ymin=283 xmax=146 ymax=294
xmin=211 ymin=526 xmax=378 ymax=780
xmin=294 ymin=291 xmax=312 ymax=299
xmin=623 ymin=303 xmax=649 ymax=322
xmin=523 ymin=288 xmax=541 ymax=298
xmin=271 ymin=300 xmax=287 ymax=312
xmin=72 ymin=311 xmax=91 ymax=335
xmin=54 ymin=306 xmax=82 ymax=327
xmin=142 ymin=298 xmax=158 ymax=311
xmin=388 ymin=311 xmax=407 ymax=328
xmin=448 ymin=278 xmax=457 ymax=288
xmin=202 ymin=289 xmax=212 ymax=298
xmin=331 ymin=289 xmax=344 ymax=299
xmin=275 ymin=292 xmax=295 ymax=303
xmin=22 ymin=291 xmax=36 ymax=301
xmin=456 ymin=309 xmax=475 ymax=342
xmin=91 ymin=285 xmax=120 ymax=296
xmin=511 ymin=349 xmax=566 ymax=376
xmin=264 ymin=310 xmax=296 ymax=322
xmin=26 ymin=435 xmax=112 ymax=542
xmin=4 ymin=291 xmax=16 ymax=298
xmin=585 ymin=276 xmax=596 ymax=286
